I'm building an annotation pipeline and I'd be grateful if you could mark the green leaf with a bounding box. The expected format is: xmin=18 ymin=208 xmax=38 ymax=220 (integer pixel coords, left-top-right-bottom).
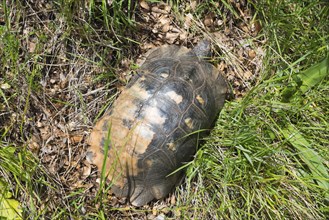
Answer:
xmin=282 ymin=125 xmax=329 ymax=199
xmin=281 ymin=56 xmax=329 ymax=102
xmin=0 ymin=179 xmax=22 ymax=220
xmin=0 ymin=198 xmax=22 ymax=220
xmin=298 ymin=56 xmax=329 ymax=94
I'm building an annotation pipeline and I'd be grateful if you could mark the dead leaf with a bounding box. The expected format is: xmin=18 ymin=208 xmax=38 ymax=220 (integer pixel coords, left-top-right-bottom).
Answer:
xmin=152 ymin=207 xmax=157 ymax=216
xmin=70 ymin=135 xmax=84 ymax=144
xmin=204 ymin=12 xmax=215 ymax=27
xmin=140 ymin=0 xmax=149 ymax=10
xmin=179 ymin=31 xmax=188 ymax=41
xmin=170 ymin=194 xmax=176 ymax=205
xmin=184 ymin=13 xmax=193 ymax=30
xmin=251 ymin=20 xmax=262 ymax=36
xmin=159 ymin=16 xmax=170 ymax=25
xmin=243 ymin=70 xmax=253 ymax=80
xmin=217 ymin=61 xmax=227 ymax=71
xmin=248 ymin=49 xmax=256 ymax=59
xmin=82 ymin=163 xmax=91 ymax=177
xmin=28 ymin=135 xmax=41 ymax=153
xmin=241 ymin=24 xmax=249 ymax=33
xmin=171 ymin=27 xmax=181 ymax=33
xmin=40 ymin=126 xmax=51 ymax=141
xmin=163 ymin=4 xmax=171 ymax=13
xmin=151 ymin=6 xmax=167 ymax=14
xmin=72 ymin=180 xmax=86 ymax=189
xmin=59 ymin=73 xmax=68 ymax=89
xmin=0 ymin=82 xmax=11 ymax=89
xmin=204 ymin=17 xmax=213 ymax=27
xmin=190 ymin=1 xmax=197 ymax=11
xmin=162 ymin=23 xmax=170 ymax=32
xmin=165 ymin=32 xmax=179 ymax=44
xmin=29 ymin=41 xmax=36 ymax=53
xmin=141 ymin=43 xmax=155 ymax=51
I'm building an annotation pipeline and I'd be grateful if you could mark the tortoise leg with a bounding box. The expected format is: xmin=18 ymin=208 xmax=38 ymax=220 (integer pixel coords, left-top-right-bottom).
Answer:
xmin=130 ymin=186 xmax=155 ymax=206
xmin=129 ymin=172 xmax=180 ymax=206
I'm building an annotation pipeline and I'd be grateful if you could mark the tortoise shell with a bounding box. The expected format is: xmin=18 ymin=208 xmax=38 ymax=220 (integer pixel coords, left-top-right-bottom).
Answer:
xmin=88 ymin=41 xmax=229 ymax=206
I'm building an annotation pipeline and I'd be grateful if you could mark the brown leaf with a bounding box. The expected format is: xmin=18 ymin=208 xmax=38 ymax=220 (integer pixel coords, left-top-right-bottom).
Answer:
xmin=29 ymin=41 xmax=37 ymax=53
xmin=0 ymin=82 xmax=11 ymax=89
xmin=140 ymin=0 xmax=150 ymax=10
xmin=151 ymin=6 xmax=168 ymax=14
xmin=72 ymin=180 xmax=86 ymax=189
xmin=163 ymin=4 xmax=171 ymax=13
xmin=190 ymin=1 xmax=197 ymax=10
xmin=204 ymin=12 xmax=215 ymax=27
xmin=248 ymin=49 xmax=256 ymax=59
xmin=59 ymin=73 xmax=68 ymax=89
xmin=217 ymin=61 xmax=227 ymax=71
xmin=28 ymin=135 xmax=41 ymax=153
xmin=165 ymin=32 xmax=179 ymax=44
xmin=170 ymin=194 xmax=176 ymax=205
xmin=141 ymin=43 xmax=156 ymax=51
xmin=179 ymin=31 xmax=188 ymax=41
xmin=70 ymin=135 xmax=84 ymax=144
xmin=241 ymin=24 xmax=249 ymax=33
xmin=152 ymin=207 xmax=157 ymax=216
xmin=184 ymin=13 xmax=193 ymax=29
xmin=40 ymin=126 xmax=51 ymax=141
xmin=242 ymin=70 xmax=253 ymax=80
xmin=171 ymin=27 xmax=181 ymax=33
xmin=159 ymin=16 xmax=170 ymax=25
xmin=82 ymin=162 xmax=91 ymax=177
xmin=251 ymin=20 xmax=262 ymax=36
xmin=162 ymin=23 xmax=170 ymax=33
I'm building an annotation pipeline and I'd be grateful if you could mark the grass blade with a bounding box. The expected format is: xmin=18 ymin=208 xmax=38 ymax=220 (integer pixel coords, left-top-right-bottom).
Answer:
xmin=282 ymin=124 xmax=329 ymax=199
xmin=299 ymin=56 xmax=329 ymax=93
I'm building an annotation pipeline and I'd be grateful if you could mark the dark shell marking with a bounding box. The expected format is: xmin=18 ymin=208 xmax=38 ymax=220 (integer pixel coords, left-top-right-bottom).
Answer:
xmin=88 ymin=43 xmax=229 ymax=206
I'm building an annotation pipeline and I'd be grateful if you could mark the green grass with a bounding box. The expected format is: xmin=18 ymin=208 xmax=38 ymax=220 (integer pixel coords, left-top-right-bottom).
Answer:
xmin=1 ymin=0 xmax=328 ymax=219
xmin=0 ymin=1 xmax=130 ymax=218
xmin=177 ymin=57 xmax=328 ymax=219
xmin=175 ymin=1 xmax=329 ymax=219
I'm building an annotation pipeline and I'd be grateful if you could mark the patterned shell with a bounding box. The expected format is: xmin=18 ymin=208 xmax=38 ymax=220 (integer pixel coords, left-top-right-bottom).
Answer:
xmin=88 ymin=42 xmax=229 ymax=206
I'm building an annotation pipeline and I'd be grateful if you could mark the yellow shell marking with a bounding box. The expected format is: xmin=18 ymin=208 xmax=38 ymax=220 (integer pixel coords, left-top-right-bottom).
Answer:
xmin=184 ymin=118 xmax=193 ymax=129
xmin=196 ymin=95 xmax=205 ymax=105
xmin=166 ymin=91 xmax=183 ymax=104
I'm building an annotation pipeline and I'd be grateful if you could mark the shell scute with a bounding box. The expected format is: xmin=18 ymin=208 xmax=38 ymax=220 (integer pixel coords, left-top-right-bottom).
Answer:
xmin=160 ymin=78 xmax=193 ymax=111
xmin=142 ymin=97 xmax=181 ymax=135
xmin=174 ymin=62 xmax=206 ymax=89
xmin=140 ymin=58 xmax=177 ymax=78
xmin=181 ymin=104 xmax=208 ymax=133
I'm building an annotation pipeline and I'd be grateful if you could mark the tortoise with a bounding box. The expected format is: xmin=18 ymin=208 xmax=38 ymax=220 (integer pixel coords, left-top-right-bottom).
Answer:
xmin=88 ymin=40 xmax=229 ymax=206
